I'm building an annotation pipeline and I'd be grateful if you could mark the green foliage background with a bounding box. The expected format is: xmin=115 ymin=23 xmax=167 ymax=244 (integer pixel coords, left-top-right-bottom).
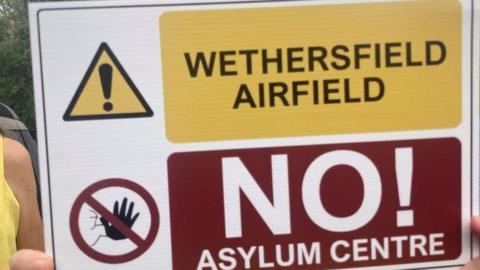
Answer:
xmin=0 ymin=0 xmax=73 ymax=134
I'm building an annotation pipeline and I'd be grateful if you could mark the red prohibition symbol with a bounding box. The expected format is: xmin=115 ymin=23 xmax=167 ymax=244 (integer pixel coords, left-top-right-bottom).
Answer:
xmin=70 ymin=178 xmax=160 ymax=264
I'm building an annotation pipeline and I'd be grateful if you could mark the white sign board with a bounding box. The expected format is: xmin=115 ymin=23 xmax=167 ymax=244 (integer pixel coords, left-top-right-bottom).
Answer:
xmin=29 ymin=0 xmax=480 ymax=269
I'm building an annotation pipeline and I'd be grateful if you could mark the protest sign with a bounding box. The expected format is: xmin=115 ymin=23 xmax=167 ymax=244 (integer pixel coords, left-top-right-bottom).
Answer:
xmin=29 ymin=0 xmax=479 ymax=269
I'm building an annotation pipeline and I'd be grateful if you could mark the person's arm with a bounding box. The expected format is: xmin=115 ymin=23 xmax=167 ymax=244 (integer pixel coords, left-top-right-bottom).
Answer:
xmin=3 ymin=137 xmax=44 ymax=250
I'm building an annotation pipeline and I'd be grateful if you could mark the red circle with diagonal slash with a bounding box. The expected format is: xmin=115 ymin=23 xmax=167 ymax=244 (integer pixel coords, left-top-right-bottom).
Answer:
xmin=70 ymin=178 xmax=160 ymax=264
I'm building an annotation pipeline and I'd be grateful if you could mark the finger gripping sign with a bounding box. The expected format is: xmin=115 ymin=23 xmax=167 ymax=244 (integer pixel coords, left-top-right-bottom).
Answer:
xmin=70 ymin=178 xmax=160 ymax=264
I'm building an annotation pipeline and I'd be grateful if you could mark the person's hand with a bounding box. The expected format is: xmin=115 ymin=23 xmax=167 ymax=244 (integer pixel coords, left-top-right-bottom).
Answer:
xmin=460 ymin=217 xmax=480 ymax=269
xmin=10 ymin=249 xmax=53 ymax=270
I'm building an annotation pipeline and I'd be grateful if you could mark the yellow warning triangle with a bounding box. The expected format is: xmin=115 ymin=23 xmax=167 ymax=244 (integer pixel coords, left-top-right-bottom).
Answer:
xmin=64 ymin=42 xmax=153 ymax=121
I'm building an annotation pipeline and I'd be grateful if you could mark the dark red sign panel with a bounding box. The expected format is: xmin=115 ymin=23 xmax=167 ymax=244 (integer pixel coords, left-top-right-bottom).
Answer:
xmin=168 ymin=138 xmax=461 ymax=269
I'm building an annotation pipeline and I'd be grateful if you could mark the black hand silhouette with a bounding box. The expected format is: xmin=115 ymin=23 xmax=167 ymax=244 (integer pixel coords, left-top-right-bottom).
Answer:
xmin=100 ymin=197 xmax=140 ymax=240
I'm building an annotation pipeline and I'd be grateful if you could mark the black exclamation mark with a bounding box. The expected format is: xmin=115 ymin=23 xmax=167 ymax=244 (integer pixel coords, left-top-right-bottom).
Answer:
xmin=99 ymin=63 xmax=113 ymax=112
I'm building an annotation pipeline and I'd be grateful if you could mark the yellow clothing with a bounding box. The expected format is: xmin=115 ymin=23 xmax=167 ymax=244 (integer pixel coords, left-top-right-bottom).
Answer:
xmin=0 ymin=135 xmax=19 ymax=270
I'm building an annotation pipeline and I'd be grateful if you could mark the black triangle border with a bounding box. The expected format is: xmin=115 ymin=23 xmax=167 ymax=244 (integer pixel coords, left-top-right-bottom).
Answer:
xmin=63 ymin=42 xmax=154 ymax=121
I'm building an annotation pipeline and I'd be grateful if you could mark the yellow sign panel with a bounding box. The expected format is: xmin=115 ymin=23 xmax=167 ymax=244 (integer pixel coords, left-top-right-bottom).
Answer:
xmin=64 ymin=43 xmax=153 ymax=121
xmin=160 ymin=0 xmax=461 ymax=143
